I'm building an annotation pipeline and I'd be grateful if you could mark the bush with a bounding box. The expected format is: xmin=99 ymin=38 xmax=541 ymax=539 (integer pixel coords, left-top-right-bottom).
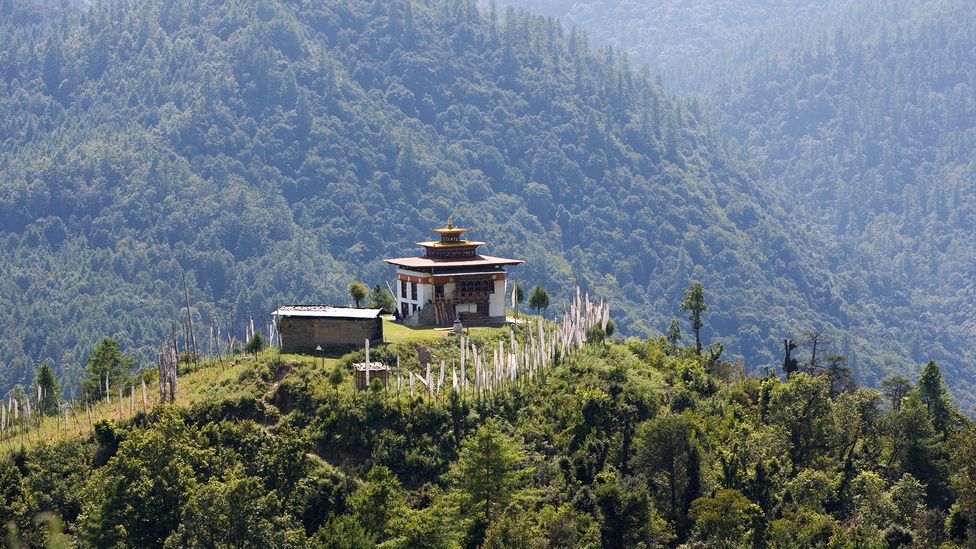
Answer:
xmin=246 ymin=334 xmax=265 ymax=355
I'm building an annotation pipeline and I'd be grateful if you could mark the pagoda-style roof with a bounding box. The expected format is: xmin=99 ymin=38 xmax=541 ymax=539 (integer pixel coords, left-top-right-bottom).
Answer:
xmin=388 ymin=219 xmax=523 ymax=267
xmin=415 ymin=239 xmax=486 ymax=249
xmin=429 ymin=218 xmax=469 ymax=235
xmin=384 ymin=255 xmax=523 ymax=270
xmin=412 ymin=219 xmax=481 ymax=259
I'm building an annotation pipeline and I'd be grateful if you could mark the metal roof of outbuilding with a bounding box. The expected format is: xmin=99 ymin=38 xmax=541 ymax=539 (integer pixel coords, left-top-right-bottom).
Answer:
xmin=272 ymin=306 xmax=383 ymax=319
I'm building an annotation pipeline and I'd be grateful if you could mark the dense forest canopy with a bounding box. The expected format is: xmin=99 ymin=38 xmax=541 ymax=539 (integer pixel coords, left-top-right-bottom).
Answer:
xmin=0 ymin=0 xmax=915 ymax=401
xmin=700 ymin=0 xmax=976 ymax=408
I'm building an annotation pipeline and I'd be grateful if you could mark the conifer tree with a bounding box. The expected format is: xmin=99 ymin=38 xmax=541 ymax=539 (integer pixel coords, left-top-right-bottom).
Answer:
xmin=882 ymin=375 xmax=912 ymax=409
xmin=349 ymin=466 xmax=405 ymax=541
xmin=34 ymin=363 xmax=60 ymax=416
xmin=528 ymin=284 xmax=550 ymax=317
xmin=367 ymin=283 xmax=395 ymax=312
xmin=918 ymin=361 xmax=951 ymax=435
xmin=666 ymin=319 xmax=682 ymax=353
xmin=245 ymin=333 xmax=264 ymax=355
xmin=825 ymin=354 xmax=854 ymax=397
xmin=42 ymin=41 xmax=63 ymax=96
xmin=454 ymin=419 xmax=523 ymax=527
xmin=328 ymin=364 xmax=344 ymax=401
xmin=950 ymin=425 xmax=976 ymax=535
xmin=680 ymin=282 xmax=707 ymax=355
xmin=295 ymin=89 xmax=311 ymax=139
xmin=635 ymin=414 xmax=695 ymax=532
xmin=82 ymin=338 xmax=133 ymax=401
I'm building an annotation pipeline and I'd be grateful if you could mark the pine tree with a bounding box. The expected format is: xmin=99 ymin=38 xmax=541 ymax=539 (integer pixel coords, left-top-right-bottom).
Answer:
xmin=528 ymin=284 xmax=550 ymax=316
xmin=666 ymin=319 xmax=682 ymax=353
xmin=680 ymin=282 xmax=707 ymax=355
xmin=917 ymin=361 xmax=951 ymax=435
xmin=35 ymin=363 xmax=60 ymax=416
xmin=83 ymin=338 xmax=134 ymax=402
xmin=681 ymin=444 xmax=703 ymax=538
xmin=882 ymin=376 xmax=912 ymax=410
xmin=825 ymin=354 xmax=854 ymax=397
xmin=245 ymin=333 xmax=264 ymax=355
xmin=367 ymin=283 xmax=395 ymax=312
xmin=454 ymin=419 xmax=523 ymax=526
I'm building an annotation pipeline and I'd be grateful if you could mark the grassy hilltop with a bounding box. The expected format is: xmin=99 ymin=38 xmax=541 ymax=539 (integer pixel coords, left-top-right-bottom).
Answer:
xmin=1 ymin=313 xmax=975 ymax=548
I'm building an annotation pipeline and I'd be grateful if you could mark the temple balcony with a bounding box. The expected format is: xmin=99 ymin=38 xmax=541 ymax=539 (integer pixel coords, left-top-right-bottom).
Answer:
xmin=442 ymin=291 xmax=492 ymax=303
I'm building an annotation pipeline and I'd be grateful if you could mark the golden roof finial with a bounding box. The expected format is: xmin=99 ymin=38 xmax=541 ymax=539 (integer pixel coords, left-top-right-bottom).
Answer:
xmin=446 ymin=217 xmax=454 ymax=229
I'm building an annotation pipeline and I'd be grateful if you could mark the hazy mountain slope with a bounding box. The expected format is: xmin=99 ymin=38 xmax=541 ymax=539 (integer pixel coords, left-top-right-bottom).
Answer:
xmin=702 ymin=0 xmax=976 ymax=406
xmin=482 ymin=0 xmax=976 ymax=407
xmin=483 ymin=0 xmax=847 ymax=82
xmin=0 ymin=0 xmax=896 ymax=397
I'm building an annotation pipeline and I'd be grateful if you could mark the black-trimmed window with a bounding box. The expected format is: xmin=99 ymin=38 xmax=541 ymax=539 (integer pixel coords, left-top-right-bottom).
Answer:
xmin=428 ymin=248 xmax=476 ymax=259
xmin=458 ymin=279 xmax=493 ymax=294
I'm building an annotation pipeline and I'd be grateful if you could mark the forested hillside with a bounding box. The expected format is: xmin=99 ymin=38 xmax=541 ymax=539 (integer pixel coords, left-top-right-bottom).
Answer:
xmin=2 ymin=327 xmax=975 ymax=547
xmin=701 ymin=0 xmax=976 ymax=408
xmin=485 ymin=0 xmax=976 ymax=407
xmin=0 ymin=0 xmax=894 ymax=398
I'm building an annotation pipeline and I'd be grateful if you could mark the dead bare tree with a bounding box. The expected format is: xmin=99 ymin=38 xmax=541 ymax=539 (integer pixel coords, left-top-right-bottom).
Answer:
xmin=158 ymin=345 xmax=178 ymax=404
xmin=801 ymin=328 xmax=830 ymax=373
xmin=170 ymin=321 xmax=180 ymax=363
xmin=182 ymin=273 xmax=197 ymax=362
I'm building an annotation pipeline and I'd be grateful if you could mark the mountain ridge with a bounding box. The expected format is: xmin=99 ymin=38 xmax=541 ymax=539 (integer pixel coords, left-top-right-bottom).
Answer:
xmin=0 ymin=0 xmax=919 ymax=402
xmin=488 ymin=0 xmax=976 ymax=407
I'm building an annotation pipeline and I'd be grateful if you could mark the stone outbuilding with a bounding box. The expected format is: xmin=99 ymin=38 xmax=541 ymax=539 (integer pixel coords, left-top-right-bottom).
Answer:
xmin=273 ymin=306 xmax=383 ymax=353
